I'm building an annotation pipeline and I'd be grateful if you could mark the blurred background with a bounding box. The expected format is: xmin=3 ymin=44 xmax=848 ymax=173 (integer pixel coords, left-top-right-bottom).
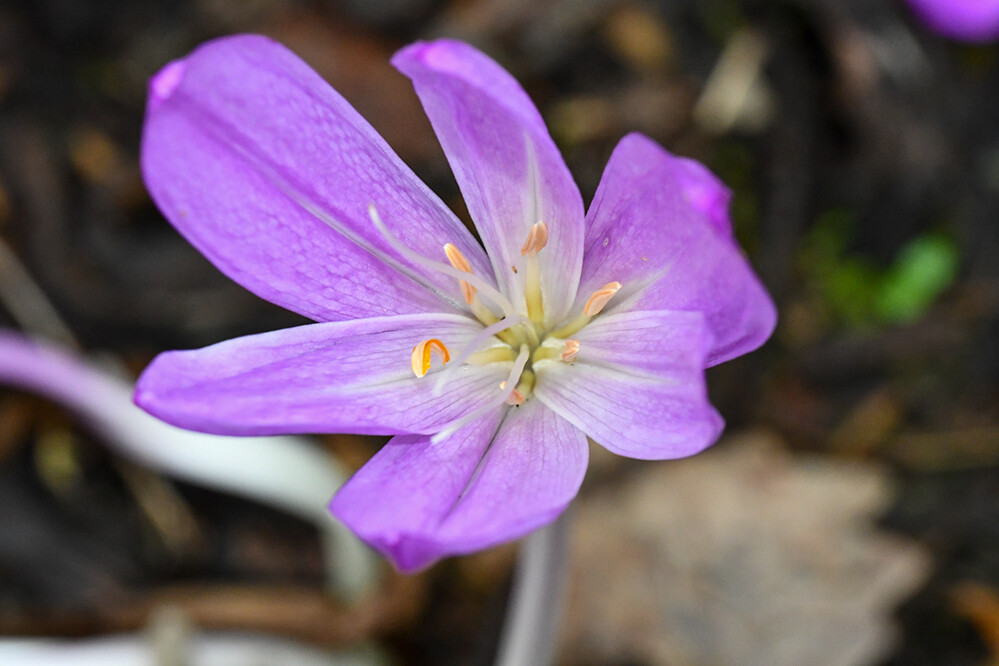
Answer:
xmin=0 ymin=0 xmax=997 ymax=664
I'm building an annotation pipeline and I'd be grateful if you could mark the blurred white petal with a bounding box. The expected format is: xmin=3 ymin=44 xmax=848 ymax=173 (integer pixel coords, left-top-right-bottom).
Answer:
xmin=0 ymin=330 xmax=378 ymax=599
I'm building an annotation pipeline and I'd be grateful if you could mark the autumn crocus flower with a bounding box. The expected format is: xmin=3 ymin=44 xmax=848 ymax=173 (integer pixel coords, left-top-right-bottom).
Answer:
xmin=904 ymin=0 xmax=999 ymax=42
xmin=135 ymin=35 xmax=776 ymax=572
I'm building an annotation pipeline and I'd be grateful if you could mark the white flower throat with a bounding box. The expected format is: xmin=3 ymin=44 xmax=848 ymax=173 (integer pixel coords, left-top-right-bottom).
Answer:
xmin=369 ymin=205 xmax=620 ymax=440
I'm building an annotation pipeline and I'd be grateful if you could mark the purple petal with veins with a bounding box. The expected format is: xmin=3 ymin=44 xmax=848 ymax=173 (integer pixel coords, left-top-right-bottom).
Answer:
xmin=331 ymin=399 xmax=586 ymax=572
xmin=136 ymin=35 xmax=776 ymax=571
xmin=135 ymin=314 xmax=511 ymax=437
xmin=393 ymin=40 xmax=585 ymax=327
xmin=577 ymin=133 xmax=776 ymax=367
xmin=142 ymin=35 xmax=492 ymax=322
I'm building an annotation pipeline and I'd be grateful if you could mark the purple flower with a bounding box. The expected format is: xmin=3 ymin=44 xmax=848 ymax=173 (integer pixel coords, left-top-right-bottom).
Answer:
xmin=904 ymin=0 xmax=999 ymax=42
xmin=135 ymin=35 xmax=776 ymax=572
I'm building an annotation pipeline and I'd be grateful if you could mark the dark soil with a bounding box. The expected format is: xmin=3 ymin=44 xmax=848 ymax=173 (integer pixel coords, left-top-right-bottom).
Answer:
xmin=1 ymin=0 xmax=998 ymax=663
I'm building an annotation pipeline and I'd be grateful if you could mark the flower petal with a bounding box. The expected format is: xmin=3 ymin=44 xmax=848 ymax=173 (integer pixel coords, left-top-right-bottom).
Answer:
xmin=393 ymin=40 xmax=585 ymax=326
xmin=143 ymin=34 xmax=495 ymax=322
xmin=534 ymin=309 xmax=724 ymax=460
xmin=905 ymin=0 xmax=999 ymax=42
xmin=576 ymin=133 xmax=776 ymax=366
xmin=135 ymin=313 xmax=511 ymax=437
xmin=330 ymin=399 xmax=587 ymax=572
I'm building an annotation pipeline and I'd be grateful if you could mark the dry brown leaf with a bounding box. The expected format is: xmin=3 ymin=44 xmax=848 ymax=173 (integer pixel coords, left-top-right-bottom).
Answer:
xmin=560 ymin=430 xmax=930 ymax=666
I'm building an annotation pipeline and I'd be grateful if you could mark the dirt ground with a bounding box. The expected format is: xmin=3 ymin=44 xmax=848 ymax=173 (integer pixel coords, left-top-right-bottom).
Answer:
xmin=1 ymin=0 xmax=998 ymax=664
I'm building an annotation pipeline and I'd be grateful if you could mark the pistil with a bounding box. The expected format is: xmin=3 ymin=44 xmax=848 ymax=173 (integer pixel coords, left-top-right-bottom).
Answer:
xmin=432 ymin=315 xmax=528 ymax=396
xmin=430 ymin=344 xmax=530 ymax=444
xmin=499 ymin=380 xmax=524 ymax=405
xmin=395 ymin=200 xmax=623 ymax=418
xmin=500 ymin=368 xmax=535 ymax=405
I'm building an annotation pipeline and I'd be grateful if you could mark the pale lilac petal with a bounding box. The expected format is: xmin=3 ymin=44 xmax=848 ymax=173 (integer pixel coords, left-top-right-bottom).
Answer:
xmin=534 ymin=309 xmax=724 ymax=460
xmin=435 ymin=399 xmax=586 ymax=548
xmin=330 ymin=400 xmax=587 ymax=572
xmin=135 ymin=313 xmax=511 ymax=437
xmin=330 ymin=411 xmax=503 ymax=573
xmin=393 ymin=40 xmax=585 ymax=326
xmin=673 ymin=155 xmax=733 ymax=238
xmin=905 ymin=0 xmax=999 ymax=42
xmin=143 ymin=35 xmax=494 ymax=322
xmin=575 ymin=133 xmax=776 ymax=366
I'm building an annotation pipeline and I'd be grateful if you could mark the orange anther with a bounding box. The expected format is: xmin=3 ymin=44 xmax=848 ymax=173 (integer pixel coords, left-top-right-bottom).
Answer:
xmin=444 ymin=243 xmax=476 ymax=304
xmin=443 ymin=243 xmax=472 ymax=272
xmin=519 ymin=221 xmax=549 ymax=257
xmin=411 ymin=338 xmax=450 ymax=378
xmin=583 ymin=281 xmax=622 ymax=317
xmin=561 ymin=339 xmax=580 ymax=362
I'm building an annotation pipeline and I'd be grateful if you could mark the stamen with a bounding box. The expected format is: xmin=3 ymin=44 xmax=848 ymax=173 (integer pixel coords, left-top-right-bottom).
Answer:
xmin=561 ymin=339 xmax=580 ymax=362
xmin=444 ymin=242 xmax=498 ymax=326
xmin=583 ymin=281 xmax=622 ymax=316
xmin=547 ymin=312 xmax=589 ymax=340
xmin=521 ymin=221 xmax=548 ymax=325
xmin=519 ymin=221 xmax=549 ymax=257
xmin=431 ymin=344 xmax=530 ymax=444
xmin=531 ymin=338 xmax=577 ymax=364
xmin=443 ymin=243 xmax=472 ymax=272
xmin=466 ymin=346 xmax=516 ymax=365
xmin=368 ymin=205 xmax=517 ymax=319
xmin=548 ymin=281 xmax=623 ymax=339
xmin=530 ymin=341 xmax=560 ymax=364
xmin=443 ymin=243 xmax=476 ymax=304
xmin=411 ymin=338 xmax=449 ymax=378
xmin=471 ymin=300 xmax=501 ymax=327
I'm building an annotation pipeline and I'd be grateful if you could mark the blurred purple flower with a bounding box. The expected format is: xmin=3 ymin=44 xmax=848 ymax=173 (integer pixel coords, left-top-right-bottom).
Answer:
xmin=905 ymin=0 xmax=999 ymax=42
xmin=135 ymin=35 xmax=775 ymax=571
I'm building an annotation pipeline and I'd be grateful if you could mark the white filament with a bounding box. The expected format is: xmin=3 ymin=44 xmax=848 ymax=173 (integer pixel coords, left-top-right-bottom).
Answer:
xmin=430 ymin=344 xmax=529 ymax=444
xmin=432 ymin=315 xmax=524 ymax=397
xmin=368 ymin=205 xmax=518 ymax=319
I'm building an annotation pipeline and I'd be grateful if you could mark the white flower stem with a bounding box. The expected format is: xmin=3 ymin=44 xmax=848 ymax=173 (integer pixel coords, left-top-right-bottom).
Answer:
xmin=495 ymin=508 xmax=572 ymax=666
xmin=0 ymin=242 xmax=379 ymax=601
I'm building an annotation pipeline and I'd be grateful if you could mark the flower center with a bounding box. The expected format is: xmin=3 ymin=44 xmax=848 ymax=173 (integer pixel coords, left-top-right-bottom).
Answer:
xmin=412 ymin=224 xmax=621 ymax=406
xmin=368 ymin=202 xmax=620 ymax=433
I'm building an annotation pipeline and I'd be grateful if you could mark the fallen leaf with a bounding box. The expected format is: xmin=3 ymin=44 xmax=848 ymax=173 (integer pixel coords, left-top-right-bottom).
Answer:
xmin=561 ymin=430 xmax=931 ymax=666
